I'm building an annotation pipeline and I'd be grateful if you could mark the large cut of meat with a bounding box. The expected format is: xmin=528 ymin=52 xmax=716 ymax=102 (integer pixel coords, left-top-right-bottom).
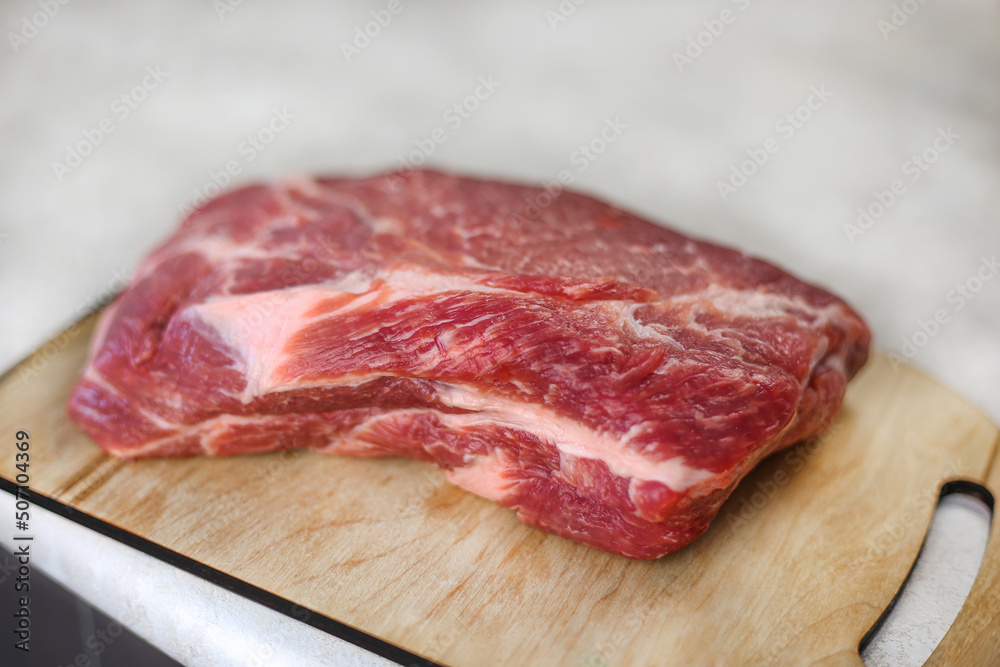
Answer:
xmin=68 ymin=169 xmax=870 ymax=559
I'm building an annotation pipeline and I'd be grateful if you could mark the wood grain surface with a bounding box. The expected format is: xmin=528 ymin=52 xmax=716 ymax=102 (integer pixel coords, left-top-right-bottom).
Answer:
xmin=1 ymin=313 xmax=998 ymax=666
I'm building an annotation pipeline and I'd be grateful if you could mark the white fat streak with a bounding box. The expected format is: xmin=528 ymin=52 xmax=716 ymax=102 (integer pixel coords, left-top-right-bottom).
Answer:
xmin=133 ymin=231 xmax=302 ymax=284
xmin=187 ymin=268 xmax=514 ymax=401
xmin=81 ymin=365 xmax=213 ymax=437
xmin=614 ymin=283 xmax=847 ymax=331
xmin=608 ymin=301 xmax=682 ymax=346
xmin=81 ymin=366 xmax=178 ymax=430
xmin=612 ymin=286 xmax=854 ymax=384
xmin=369 ymin=267 xmax=508 ymax=296
xmin=113 ymin=413 xmax=280 ymax=457
xmin=198 ymin=413 xmax=268 ymax=453
xmin=179 ymin=233 xmax=300 ymax=265
xmin=444 ymin=450 xmax=517 ymax=502
xmin=188 ymin=288 xmax=327 ymax=403
xmin=434 ymin=386 xmax=714 ymax=493
xmin=688 ymin=285 xmax=855 ymax=382
xmin=370 ymin=217 xmax=405 ymax=235
xmin=680 ymin=284 xmax=853 ymax=329
xmin=326 ymin=271 xmax=375 ymax=294
xmin=277 ymin=178 xmax=405 ymax=234
xmin=89 ymin=299 xmax=121 ymax=358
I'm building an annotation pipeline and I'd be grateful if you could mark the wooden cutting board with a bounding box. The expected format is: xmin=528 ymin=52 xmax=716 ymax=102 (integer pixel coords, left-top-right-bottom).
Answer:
xmin=1 ymin=311 xmax=998 ymax=666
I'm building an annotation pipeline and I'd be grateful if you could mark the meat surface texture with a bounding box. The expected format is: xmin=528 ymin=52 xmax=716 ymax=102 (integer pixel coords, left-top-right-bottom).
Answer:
xmin=68 ymin=169 xmax=870 ymax=559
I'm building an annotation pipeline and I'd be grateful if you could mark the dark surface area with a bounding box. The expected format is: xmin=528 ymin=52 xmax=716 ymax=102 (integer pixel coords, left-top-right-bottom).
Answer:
xmin=0 ymin=544 xmax=182 ymax=667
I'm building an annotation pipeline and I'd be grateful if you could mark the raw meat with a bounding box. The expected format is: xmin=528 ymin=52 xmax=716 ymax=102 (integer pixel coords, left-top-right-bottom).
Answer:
xmin=67 ymin=169 xmax=870 ymax=559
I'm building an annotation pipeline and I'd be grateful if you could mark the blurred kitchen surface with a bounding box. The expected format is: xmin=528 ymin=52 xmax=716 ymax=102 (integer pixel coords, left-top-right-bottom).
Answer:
xmin=0 ymin=0 xmax=998 ymax=427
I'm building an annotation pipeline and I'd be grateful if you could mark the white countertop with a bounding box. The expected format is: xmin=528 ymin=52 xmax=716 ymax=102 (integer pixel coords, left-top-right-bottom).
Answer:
xmin=1 ymin=1 xmax=997 ymax=665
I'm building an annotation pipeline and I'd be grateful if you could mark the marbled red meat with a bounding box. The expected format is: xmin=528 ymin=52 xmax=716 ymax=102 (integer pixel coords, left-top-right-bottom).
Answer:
xmin=67 ymin=169 xmax=870 ymax=559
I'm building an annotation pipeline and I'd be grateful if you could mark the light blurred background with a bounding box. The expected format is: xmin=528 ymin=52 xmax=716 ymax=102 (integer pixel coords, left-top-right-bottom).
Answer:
xmin=1 ymin=0 xmax=998 ymax=424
